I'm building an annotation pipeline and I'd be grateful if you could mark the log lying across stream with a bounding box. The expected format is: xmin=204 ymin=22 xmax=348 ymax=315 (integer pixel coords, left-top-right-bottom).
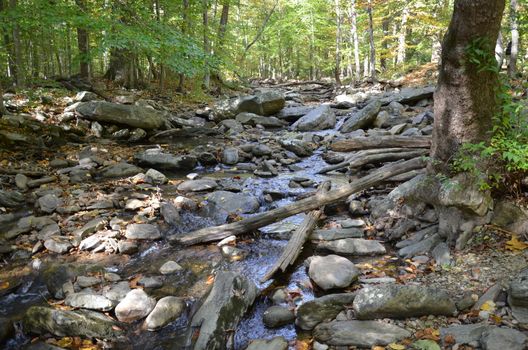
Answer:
xmin=330 ymin=135 xmax=432 ymax=152
xmin=171 ymin=157 xmax=426 ymax=246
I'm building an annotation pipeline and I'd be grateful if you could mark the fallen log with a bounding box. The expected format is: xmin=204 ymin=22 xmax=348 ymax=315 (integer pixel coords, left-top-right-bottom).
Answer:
xmin=317 ymin=148 xmax=428 ymax=174
xmin=170 ymin=157 xmax=426 ymax=246
xmin=330 ymin=135 xmax=432 ymax=152
xmin=260 ymin=181 xmax=331 ymax=283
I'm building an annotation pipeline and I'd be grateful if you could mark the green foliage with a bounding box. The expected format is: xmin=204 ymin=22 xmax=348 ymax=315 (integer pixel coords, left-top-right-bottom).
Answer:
xmin=464 ymin=37 xmax=500 ymax=74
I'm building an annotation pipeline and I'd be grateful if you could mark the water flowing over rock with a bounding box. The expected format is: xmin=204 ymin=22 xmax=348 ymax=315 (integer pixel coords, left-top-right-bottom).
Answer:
xmin=74 ymin=101 xmax=167 ymax=129
xmin=353 ymin=285 xmax=456 ymax=319
xmin=190 ymin=271 xmax=257 ymax=350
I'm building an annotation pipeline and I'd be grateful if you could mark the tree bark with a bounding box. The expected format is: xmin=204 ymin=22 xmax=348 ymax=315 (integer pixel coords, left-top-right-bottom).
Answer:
xmin=367 ymin=0 xmax=376 ymax=80
xmin=495 ymin=32 xmax=504 ymax=69
xmin=396 ymin=5 xmax=410 ymax=65
xmin=508 ymin=0 xmax=519 ymax=77
xmin=202 ymin=0 xmax=210 ymax=90
xmin=177 ymin=0 xmax=190 ymax=92
xmin=381 ymin=17 xmax=389 ymax=70
xmin=334 ymin=0 xmax=342 ymax=87
xmin=0 ymin=84 xmax=6 ymax=116
xmin=9 ymin=0 xmax=24 ymax=87
xmin=75 ymin=0 xmax=90 ymax=79
xmin=431 ymin=0 xmax=506 ymax=170
xmin=330 ymin=135 xmax=432 ymax=152
xmin=348 ymin=0 xmax=361 ymax=81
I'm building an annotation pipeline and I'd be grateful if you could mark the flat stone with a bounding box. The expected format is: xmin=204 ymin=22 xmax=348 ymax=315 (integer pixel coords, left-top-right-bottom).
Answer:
xmin=44 ymin=236 xmax=72 ymax=254
xmin=64 ymin=293 xmax=114 ymax=311
xmin=318 ymin=238 xmax=386 ymax=255
xmin=296 ymin=293 xmax=356 ymax=331
xmin=134 ymin=149 xmax=197 ymax=171
xmin=314 ymin=320 xmax=411 ymax=347
xmin=177 ymin=179 xmax=218 ymax=192
xmin=246 ymin=337 xmax=289 ymax=350
xmin=159 ymin=261 xmax=183 ymax=274
xmin=125 ymin=223 xmax=161 ymax=240
xmin=38 ymin=194 xmax=62 ymax=214
xmin=263 ymin=306 xmax=295 ymax=328
xmin=440 ymin=323 xmax=490 ymax=346
xmin=310 ymin=228 xmax=364 ymax=241
xmin=309 ymin=255 xmax=359 ymax=290
xmin=115 ymin=289 xmax=156 ymax=323
xmin=145 ymin=296 xmax=186 ymax=331
xmin=481 ymin=327 xmax=527 ymax=350
xmin=206 ymin=191 xmax=260 ymax=214
xmin=353 ymin=285 xmax=456 ymax=319
xmin=103 ymin=281 xmax=131 ymax=303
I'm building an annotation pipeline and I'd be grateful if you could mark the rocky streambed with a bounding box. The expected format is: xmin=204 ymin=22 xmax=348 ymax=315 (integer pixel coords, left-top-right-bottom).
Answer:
xmin=0 ymin=82 xmax=527 ymax=350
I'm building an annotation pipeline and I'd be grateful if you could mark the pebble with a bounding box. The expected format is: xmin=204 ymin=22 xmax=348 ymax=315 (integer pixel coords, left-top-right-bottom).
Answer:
xmin=159 ymin=261 xmax=183 ymax=275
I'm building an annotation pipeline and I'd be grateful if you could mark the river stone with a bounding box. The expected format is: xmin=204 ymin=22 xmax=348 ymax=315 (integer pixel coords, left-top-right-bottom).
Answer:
xmin=145 ymin=296 xmax=185 ymax=330
xmin=138 ymin=276 xmax=164 ymax=289
xmin=222 ymin=147 xmax=239 ymax=165
xmin=440 ymin=323 xmax=489 ymax=346
xmin=309 ymin=255 xmax=359 ymax=290
xmin=191 ymin=271 xmax=257 ymax=350
xmin=76 ymin=276 xmax=102 ymax=288
xmin=246 ymin=337 xmax=288 ymax=350
xmin=75 ymin=91 xmax=98 ymax=102
xmin=125 ymin=223 xmax=161 ymax=240
xmin=15 ymin=173 xmax=28 ymax=190
xmin=160 ymin=202 xmax=180 ymax=226
xmin=437 ymin=173 xmax=493 ymax=216
xmin=292 ymin=105 xmax=336 ymax=131
xmin=296 ymin=293 xmax=356 ymax=330
xmin=23 ymin=306 xmax=121 ymax=339
xmin=145 ymin=168 xmax=167 ymax=184
xmin=0 ymin=190 xmax=24 ymax=207
xmin=340 ymin=100 xmax=382 ymax=133
xmin=398 ymin=233 xmax=441 ymax=258
xmin=220 ymin=119 xmax=244 ymax=133
xmin=178 ymin=179 xmax=218 ymax=192
xmin=0 ymin=317 xmax=14 ymax=345
xmin=313 ymin=320 xmax=411 ymax=347
xmin=508 ymin=268 xmax=528 ymax=323
xmin=236 ymin=112 xmax=286 ymax=128
xmin=377 ymin=86 xmax=435 ymax=106
xmin=99 ymin=162 xmax=142 ymax=179
xmin=38 ymin=194 xmax=62 ymax=214
xmin=318 ymin=238 xmax=386 ymax=255
xmin=159 ymin=260 xmax=183 ymax=274
xmin=44 ymin=236 xmax=72 ymax=254
xmin=481 ymin=327 xmax=527 ymax=350
xmin=64 ymin=293 xmax=114 ymax=311
xmin=277 ymin=106 xmax=315 ymax=122
xmin=73 ymin=217 xmax=107 ymax=239
xmin=103 ymin=281 xmax=131 ymax=303
xmin=74 ymin=101 xmax=166 ymax=129
xmin=353 ymin=285 xmax=456 ymax=319
xmin=237 ymin=91 xmax=285 ymax=116
xmin=252 ymin=144 xmax=273 ymax=156
xmin=310 ymin=228 xmax=363 ymax=241
xmin=134 ymin=149 xmax=197 ymax=171
xmin=263 ymin=306 xmax=295 ymax=328
xmin=115 ymin=289 xmax=156 ymax=323
xmin=206 ymin=191 xmax=260 ymax=214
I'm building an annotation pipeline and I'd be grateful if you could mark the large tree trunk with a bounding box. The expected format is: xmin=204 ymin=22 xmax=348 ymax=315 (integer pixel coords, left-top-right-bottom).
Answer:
xmin=348 ymin=0 xmax=361 ymax=81
xmin=177 ymin=0 xmax=190 ymax=92
xmin=9 ymin=0 xmax=24 ymax=87
xmin=202 ymin=0 xmax=210 ymax=90
xmin=380 ymin=17 xmax=389 ymax=70
xmin=396 ymin=5 xmax=409 ymax=65
xmin=334 ymin=0 xmax=342 ymax=87
xmin=0 ymin=84 xmax=6 ymax=116
xmin=495 ymin=32 xmax=504 ymax=69
xmin=431 ymin=0 xmax=506 ymax=170
xmin=508 ymin=0 xmax=519 ymax=77
xmin=366 ymin=0 xmax=376 ymax=81
xmin=75 ymin=0 xmax=90 ymax=79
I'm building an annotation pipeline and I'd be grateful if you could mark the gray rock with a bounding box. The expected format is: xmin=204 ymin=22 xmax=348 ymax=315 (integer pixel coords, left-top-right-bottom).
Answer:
xmin=129 ymin=128 xmax=147 ymax=142
xmin=117 ymin=241 xmax=138 ymax=254
xmin=263 ymin=306 xmax=295 ymax=328
xmin=99 ymin=162 xmax=143 ymax=179
xmin=103 ymin=281 xmax=131 ymax=303
xmin=432 ymin=242 xmax=452 ymax=266
xmin=318 ymin=238 xmax=386 ymax=255
xmin=73 ymin=217 xmax=106 ymax=239
xmin=76 ymin=276 xmax=102 ymax=288
xmin=237 ymin=91 xmax=285 ymax=116
xmin=64 ymin=293 xmax=114 ymax=311
xmin=222 ymin=148 xmax=239 ymax=165
xmin=292 ymin=105 xmax=336 ymax=131
xmin=206 ymin=191 xmax=260 ymax=214
xmin=160 ymin=202 xmax=180 ymax=226
xmin=15 ymin=173 xmax=29 ymax=190
xmin=440 ymin=323 xmax=489 ymax=346
xmin=437 ymin=173 xmax=493 ymax=217
xmin=388 ymin=101 xmax=405 ymax=115
xmin=309 ymin=255 xmax=359 ymax=290
xmin=277 ymin=106 xmax=315 ymax=122
xmin=398 ymin=233 xmax=441 ymax=258
xmin=353 ymin=285 xmax=456 ymax=319
xmin=145 ymin=168 xmax=167 ymax=184
xmin=0 ymin=190 xmax=24 ymax=208
xmin=145 ymin=296 xmax=186 ymax=330
xmin=74 ymin=101 xmax=166 ymax=129
xmin=38 ymin=194 xmax=62 ymax=214
xmin=75 ymin=91 xmax=98 ymax=102
xmin=340 ymin=100 xmax=382 ymax=133
xmin=159 ymin=260 xmax=183 ymax=274
xmin=178 ymin=179 xmax=218 ymax=192
xmin=23 ymin=306 xmax=121 ymax=339
xmin=246 ymin=337 xmax=288 ymax=350
xmin=492 ymin=199 xmax=528 ymax=237
xmin=236 ymin=112 xmax=286 ymax=128
xmin=220 ymin=119 xmax=245 ymax=133
xmin=314 ymin=320 xmax=411 ymax=347
xmin=115 ymin=289 xmax=156 ymax=323
xmin=377 ymin=86 xmax=435 ymax=106
xmin=279 ymin=139 xmax=313 ymax=157
xmin=44 ymin=236 xmax=72 ymax=254
xmin=252 ymin=144 xmax=273 ymax=156
xmin=296 ymin=293 xmax=356 ymax=330
xmin=190 ymin=271 xmax=257 ymax=350
xmin=481 ymin=327 xmax=527 ymax=350
xmin=134 ymin=149 xmax=197 ymax=171
xmin=125 ymin=223 xmax=161 ymax=240
xmin=310 ymin=228 xmax=363 ymax=241
xmin=138 ymin=276 xmax=163 ymax=289
xmin=508 ymin=268 xmax=528 ymax=323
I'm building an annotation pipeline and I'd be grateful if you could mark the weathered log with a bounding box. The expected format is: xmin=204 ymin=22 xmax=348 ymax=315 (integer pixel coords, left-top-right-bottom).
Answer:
xmin=330 ymin=135 xmax=432 ymax=152
xmin=260 ymin=181 xmax=331 ymax=283
xmin=318 ymin=148 xmax=428 ymax=174
xmin=171 ymin=157 xmax=426 ymax=246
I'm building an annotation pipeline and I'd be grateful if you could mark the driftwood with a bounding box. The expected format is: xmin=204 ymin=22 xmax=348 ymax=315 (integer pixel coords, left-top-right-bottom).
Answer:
xmin=260 ymin=181 xmax=331 ymax=283
xmin=330 ymin=135 xmax=432 ymax=152
xmin=317 ymin=148 xmax=428 ymax=174
xmin=171 ymin=157 xmax=426 ymax=246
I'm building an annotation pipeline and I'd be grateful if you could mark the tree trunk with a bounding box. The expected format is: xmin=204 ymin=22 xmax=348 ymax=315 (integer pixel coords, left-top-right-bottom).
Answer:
xmin=381 ymin=17 xmax=389 ymax=70
xmin=203 ymin=0 xmax=210 ymax=90
xmin=9 ymin=0 xmax=24 ymax=87
xmin=75 ymin=0 xmax=90 ymax=79
xmin=495 ymin=32 xmax=504 ymax=69
xmin=334 ymin=0 xmax=342 ymax=87
xmin=396 ymin=5 xmax=409 ymax=65
xmin=348 ymin=0 xmax=360 ymax=81
xmin=0 ymin=84 xmax=6 ymax=116
xmin=367 ymin=0 xmax=376 ymax=81
xmin=177 ymin=0 xmax=190 ymax=92
xmin=431 ymin=33 xmax=442 ymax=63
xmin=431 ymin=0 xmax=506 ymax=170
xmin=508 ymin=0 xmax=519 ymax=77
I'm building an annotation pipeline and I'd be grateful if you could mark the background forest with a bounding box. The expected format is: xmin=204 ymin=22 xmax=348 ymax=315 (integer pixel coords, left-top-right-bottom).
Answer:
xmin=1 ymin=0 xmax=526 ymax=93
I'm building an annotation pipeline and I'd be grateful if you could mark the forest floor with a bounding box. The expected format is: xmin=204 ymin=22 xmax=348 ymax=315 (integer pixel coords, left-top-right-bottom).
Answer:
xmin=0 ymin=72 xmax=527 ymax=350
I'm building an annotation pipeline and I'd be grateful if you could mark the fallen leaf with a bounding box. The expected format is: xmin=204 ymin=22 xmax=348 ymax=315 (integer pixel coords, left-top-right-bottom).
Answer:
xmin=480 ymin=300 xmax=496 ymax=312
xmin=205 ymin=275 xmax=215 ymax=285
xmin=506 ymin=235 xmax=528 ymax=251
xmin=389 ymin=343 xmax=406 ymax=350
xmin=0 ymin=281 xmax=10 ymax=290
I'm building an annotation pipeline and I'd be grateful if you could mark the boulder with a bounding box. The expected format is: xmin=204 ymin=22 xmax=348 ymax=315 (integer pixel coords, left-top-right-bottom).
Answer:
xmin=145 ymin=168 xmax=167 ymax=184
xmin=246 ymin=337 xmax=288 ymax=350
xmin=124 ymin=223 xmax=161 ymax=240
xmin=236 ymin=112 xmax=286 ymax=128
xmin=206 ymin=191 xmax=260 ymax=214
xmin=222 ymin=148 xmax=239 ymax=165
xmin=308 ymin=255 xmax=359 ymax=290
xmin=292 ymin=105 xmax=336 ymax=131
xmin=277 ymin=106 xmax=315 ymax=122
xmin=99 ymin=162 xmax=142 ymax=179
xmin=296 ymin=293 xmax=356 ymax=330
xmin=23 ymin=306 xmax=121 ymax=339
xmin=115 ymin=289 xmax=156 ymax=323
xmin=190 ymin=271 xmax=257 ymax=350
xmin=134 ymin=149 xmax=197 ymax=171
xmin=440 ymin=323 xmax=489 ymax=346
xmin=144 ymin=296 xmax=186 ymax=330
xmin=377 ymin=86 xmax=435 ymax=106
xmin=64 ymin=293 xmax=114 ymax=311
xmin=262 ymin=306 xmax=295 ymax=328
xmin=0 ymin=190 xmax=25 ymax=207
xmin=317 ymin=238 xmax=386 ymax=255
xmin=353 ymin=285 xmax=456 ymax=319
xmin=481 ymin=327 xmax=527 ymax=350
xmin=314 ymin=320 xmax=411 ymax=347
xmin=238 ymin=91 xmax=285 ymax=116
xmin=74 ymin=101 xmax=166 ymax=130
xmin=508 ymin=268 xmax=528 ymax=323
xmin=340 ymin=100 xmax=382 ymax=133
